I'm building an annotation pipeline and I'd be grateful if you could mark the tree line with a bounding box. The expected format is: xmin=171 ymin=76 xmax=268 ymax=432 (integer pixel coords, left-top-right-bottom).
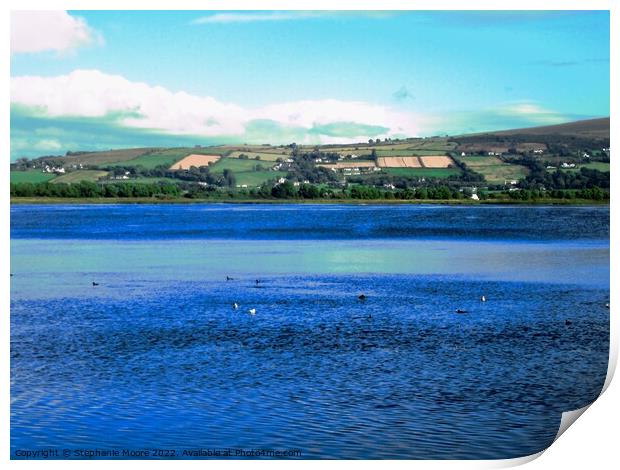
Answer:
xmin=11 ymin=180 xmax=609 ymax=202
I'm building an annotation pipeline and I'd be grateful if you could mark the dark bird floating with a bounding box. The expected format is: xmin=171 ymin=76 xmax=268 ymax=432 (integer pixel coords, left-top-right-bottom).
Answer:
xmin=92 ymin=281 xmax=99 ymax=286
xmin=226 ymin=276 xmax=234 ymax=281
xmin=565 ymin=319 xmax=573 ymax=326
xmin=358 ymin=294 xmax=367 ymax=301
xmin=455 ymin=309 xmax=467 ymax=314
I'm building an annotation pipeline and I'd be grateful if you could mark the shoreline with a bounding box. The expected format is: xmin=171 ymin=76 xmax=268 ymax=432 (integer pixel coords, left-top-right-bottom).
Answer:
xmin=9 ymin=197 xmax=610 ymax=206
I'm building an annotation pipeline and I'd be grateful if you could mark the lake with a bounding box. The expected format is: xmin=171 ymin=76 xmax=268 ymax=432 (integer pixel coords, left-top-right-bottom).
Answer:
xmin=10 ymin=204 xmax=610 ymax=459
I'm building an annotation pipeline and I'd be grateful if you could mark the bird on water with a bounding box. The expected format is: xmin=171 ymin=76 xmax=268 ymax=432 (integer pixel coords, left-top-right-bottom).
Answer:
xmin=248 ymin=308 xmax=256 ymax=316
xmin=232 ymin=302 xmax=239 ymax=310
xmin=358 ymin=294 xmax=367 ymax=301
xmin=92 ymin=281 xmax=99 ymax=286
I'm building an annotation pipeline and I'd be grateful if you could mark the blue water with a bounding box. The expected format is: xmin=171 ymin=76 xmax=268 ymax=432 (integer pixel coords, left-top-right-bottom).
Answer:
xmin=10 ymin=204 xmax=610 ymax=459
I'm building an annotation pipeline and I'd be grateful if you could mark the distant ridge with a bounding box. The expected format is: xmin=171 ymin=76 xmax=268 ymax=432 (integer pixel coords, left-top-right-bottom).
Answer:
xmin=470 ymin=117 xmax=609 ymax=139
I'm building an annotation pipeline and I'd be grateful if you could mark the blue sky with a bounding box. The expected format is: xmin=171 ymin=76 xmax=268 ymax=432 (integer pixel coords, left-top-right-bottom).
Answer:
xmin=10 ymin=10 xmax=610 ymax=160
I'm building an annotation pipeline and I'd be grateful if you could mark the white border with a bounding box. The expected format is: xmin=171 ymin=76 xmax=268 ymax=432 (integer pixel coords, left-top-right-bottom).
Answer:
xmin=2 ymin=1 xmax=616 ymax=468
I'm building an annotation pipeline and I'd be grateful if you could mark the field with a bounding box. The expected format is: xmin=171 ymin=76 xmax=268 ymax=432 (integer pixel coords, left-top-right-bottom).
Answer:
xmin=235 ymin=171 xmax=288 ymax=187
xmin=382 ymin=168 xmax=461 ymax=178
xmin=227 ymin=151 xmax=286 ymax=161
xmin=206 ymin=157 xmax=287 ymax=186
xmin=405 ymin=139 xmax=457 ymax=151
xmin=377 ymin=157 xmax=421 ymax=168
xmin=419 ymin=156 xmax=455 ymax=168
xmin=170 ymin=154 xmax=221 ymax=170
xmin=101 ymin=177 xmax=180 ymax=184
xmin=547 ymin=162 xmax=611 ymax=173
xmin=209 ymin=157 xmax=273 ymax=173
xmin=230 ymin=145 xmax=290 ymax=155
xmin=110 ymin=149 xmax=193 ymax=169
xmin=375 ymin=149 xmax=448 ymax=157
xmin=317 ymin=139 xmax=456 ymax=158
xmin=51 ymin=170 xmax=109 ymax=183
xmin=457 ymin=156 xmax=529 ymax=183
xmin=10 ymin=170 xmax=57 ymax=184
xmin=47 ymin=148 xmax=156 ymax=166
xmin=320 ymin=161 xmax=377 ymax=169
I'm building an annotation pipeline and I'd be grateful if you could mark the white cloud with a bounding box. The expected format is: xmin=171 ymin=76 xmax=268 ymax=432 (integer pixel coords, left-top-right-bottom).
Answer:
xmin=11 ymin=69 xmax=421 ymax=141
xmin=193 ymin=12 xmax=319 ymax=24
xmin=11 ymin=11 xmax=101 ymax=54
xmin=497 ymin=102 xmax=566 ymax=124
xmin=192 ymin=11 xmax=398 ymax=25
xmin=12 ymin=137 xmax=63 ymax=153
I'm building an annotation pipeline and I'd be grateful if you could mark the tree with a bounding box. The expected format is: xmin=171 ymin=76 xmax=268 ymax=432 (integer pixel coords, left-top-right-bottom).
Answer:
xmin=223 ymin=169 xmax=236 ymax=187
xmin=298 ymin=183 xmax=320 ymax=199
xmin=271 ymin=181 xmax=297 ymax=198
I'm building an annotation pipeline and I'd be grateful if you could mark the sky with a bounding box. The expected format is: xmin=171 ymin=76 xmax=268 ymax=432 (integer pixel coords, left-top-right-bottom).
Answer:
xmin=10 ymin=10 xmax=610 ymax=160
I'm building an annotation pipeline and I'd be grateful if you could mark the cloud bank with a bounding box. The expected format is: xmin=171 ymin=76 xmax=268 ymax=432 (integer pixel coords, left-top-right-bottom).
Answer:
xmin=11 ymin=69 xmax=420 ymax=144
xmin=11 ymin=11 xmax=101 ymax=54
xmin=192 ymin=11 xmax=397 ymax=25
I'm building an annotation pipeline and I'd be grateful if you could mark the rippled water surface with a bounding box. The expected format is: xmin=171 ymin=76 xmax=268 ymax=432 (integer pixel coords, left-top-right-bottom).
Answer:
xmin=11 ymin=204 xmax=610 ymax=459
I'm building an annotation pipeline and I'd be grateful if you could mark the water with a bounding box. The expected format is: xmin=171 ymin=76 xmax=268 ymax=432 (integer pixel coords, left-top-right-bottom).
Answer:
xmin=10 ymin=204 xmax=610 ymax=459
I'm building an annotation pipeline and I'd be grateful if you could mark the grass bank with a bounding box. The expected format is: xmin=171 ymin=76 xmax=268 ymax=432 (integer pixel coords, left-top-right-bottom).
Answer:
xmin=10 ymin=197 xmax=609 ymax=205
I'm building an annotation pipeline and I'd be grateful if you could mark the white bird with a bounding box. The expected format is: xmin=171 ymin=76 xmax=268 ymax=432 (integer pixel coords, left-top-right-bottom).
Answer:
xmin=232 ymin=302 xmax=239 ymax=310
xmin=248 ymin=308 xmax=256 ymax=316
xmin=481 ymin=295 xmax=486 ymax=302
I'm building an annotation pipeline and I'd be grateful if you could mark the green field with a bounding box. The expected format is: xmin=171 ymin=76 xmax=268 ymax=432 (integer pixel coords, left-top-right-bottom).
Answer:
xmin=210 ymin=157 xmax=274 ymax=173
xmin=46 ymin=148 xmax=157 ymax=166
xmin=108 ymin=149 xmax=189 ymax=169
xmin=405 ymin=139 xmax=457 ymax=151
xmin=375 ymin=149 xmax=449 ymax=157
xmin=547 ymin=162 xmax=610 ymax=173
xmin=10 ymin=170 xmax=57 ymax=184
xmin=108 ymin=147 xmax=232 ymax=169
xmin=457 ymin=156 xmax=529 ymax=183
xmin=207 ymin=157 xmax=284 ymax=186
xmin=319 ymin=139 xmax=456 ymax=156
xmin=51 ymin=170 xmax=109 ymax=183
xmin=382 ymin=167 xmax=461 ymax=178
xmin=227 ymin=151 xmax=286 ymax=161
xmin=235 ymin=171 xmax=288 ymax=187
xmin=101 ymin=176 xmax=180 ymax=184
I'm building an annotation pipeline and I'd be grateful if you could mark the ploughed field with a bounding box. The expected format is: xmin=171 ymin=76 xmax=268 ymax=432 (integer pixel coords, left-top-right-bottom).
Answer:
xmin=377 ymin=155 xmax=455 ymax=169
xmin=169 ymin=154 xmax=221 ymax=170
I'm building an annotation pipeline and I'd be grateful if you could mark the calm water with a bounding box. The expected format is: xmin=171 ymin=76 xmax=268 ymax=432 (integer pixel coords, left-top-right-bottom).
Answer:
xmin=10 ymin=204 xmax=610 ymax=459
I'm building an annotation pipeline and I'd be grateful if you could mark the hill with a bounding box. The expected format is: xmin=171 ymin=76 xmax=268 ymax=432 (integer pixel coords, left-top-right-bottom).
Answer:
xmin=480 ymin=117 xmax=609 ymax=139
xmin=10 ymin=117 xmax=610 ymax=195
